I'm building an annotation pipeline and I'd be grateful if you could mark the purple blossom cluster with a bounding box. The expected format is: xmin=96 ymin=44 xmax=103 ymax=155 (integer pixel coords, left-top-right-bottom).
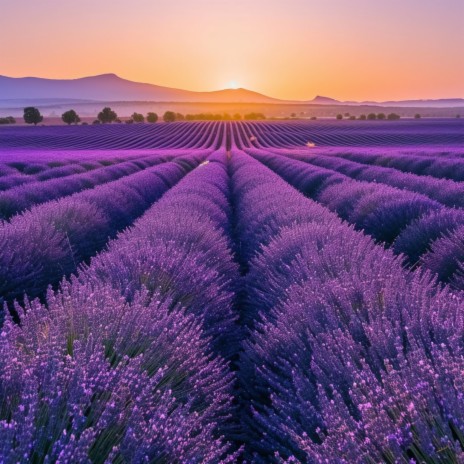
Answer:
xmin=0 ymin=283 xmax=237 ymax=463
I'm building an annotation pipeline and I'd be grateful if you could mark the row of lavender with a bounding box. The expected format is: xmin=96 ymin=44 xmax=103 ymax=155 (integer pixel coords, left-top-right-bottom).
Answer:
xmin=0 ymin=151 xmax=208 ymax=219
xmin=1 ymin=147 xmax=464 ymax=461
xmin=249 ymin=148 xmax=464 ymax=291
xmin=1 ymin=152 xmax=242 ymax=462
xmin=0 ymin=120 xmax=225 ymax=150
xmin=2 ymin=120 xmax=463 ymax=152
xmin=0 ymin=150 xmax=172 ymax=191
xmin=1 ymin=127 xmax=464 ymax=461
xmin=0 ymin=153 xmax=206 ymax=310
xmin=231 ymin=150 xmax=464 ymax=462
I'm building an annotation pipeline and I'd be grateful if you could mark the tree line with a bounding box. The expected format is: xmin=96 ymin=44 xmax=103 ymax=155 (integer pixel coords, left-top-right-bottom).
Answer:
xmin=336 ymin=112 xmax=402 ymax=120
xmin=11 ymin=107 xmax=463 ymax=126
xmin=17 ymin=107 xmax=268 ymax=125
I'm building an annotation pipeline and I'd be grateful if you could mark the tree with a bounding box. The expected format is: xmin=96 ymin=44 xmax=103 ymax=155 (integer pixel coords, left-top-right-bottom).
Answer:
xmin=310 ymin=116 xmax=317 ymax=120
xmin=176 ymin=113 xmax=185 ymax=121
xmin=377 ymin=113 xmax=386 ymax=120
xmin=92 ymin=120 xmax=101 ymax=125
xmin=367 ymin=113 xmax=377 ymax=120
xmin=163 ymin=111 xmax=176 ymax=123
xmin=291 ymin=113 xmax=297 ymax=118
xmin=387 ymin=113 xmax=401 ymax=120
xmin=146 ymin=112 xmax=158 ymax=123
xmin=23 ymin=107 xmax=43 ymax=125
xmin=336 ymin=114 xmax=343 ymax=120
xmin=233 ymin=113 xmax=242 ymax=120
xmin=359 ymin=114 xmax=367 ymax=120
xmin=131 ymin=112 xmax=145 ymax=123
xmin=349 ymin=115 xmax=356 ymax=120
xmin=457 ymin=114 xmax=461 ymax=119
xmin=97 ymin=107 xmax=117 ymax=124
xmin=61 ymin=109 xmax=81 ymax=125
xmin=414 ymin=113 xmax=421 ymax=119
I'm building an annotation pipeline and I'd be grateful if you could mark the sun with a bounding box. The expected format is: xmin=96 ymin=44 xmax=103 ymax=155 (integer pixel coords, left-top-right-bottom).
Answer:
xmin=227 ymin=80 xmax=239 ymax=90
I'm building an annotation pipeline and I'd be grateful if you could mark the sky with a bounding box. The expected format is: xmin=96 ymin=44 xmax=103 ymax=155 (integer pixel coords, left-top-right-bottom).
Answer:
xmin=1 ymin=0 xmax=463 ymax=101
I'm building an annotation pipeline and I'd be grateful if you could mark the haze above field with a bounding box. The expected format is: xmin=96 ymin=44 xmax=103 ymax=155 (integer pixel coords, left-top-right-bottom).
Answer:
xmin=1 ymin=0 xmax=463 ymax=102
xmin=1 ymin=74 xmax=463 ymax=111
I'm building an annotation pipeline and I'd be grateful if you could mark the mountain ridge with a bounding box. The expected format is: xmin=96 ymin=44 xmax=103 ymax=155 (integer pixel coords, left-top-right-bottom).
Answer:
xmin=0 ymin=74 xmax=462 ymax=107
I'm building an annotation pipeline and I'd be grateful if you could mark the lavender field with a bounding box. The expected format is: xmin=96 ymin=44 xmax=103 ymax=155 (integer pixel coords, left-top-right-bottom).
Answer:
xmin=1 ymin=119 xmax=464 ymax=463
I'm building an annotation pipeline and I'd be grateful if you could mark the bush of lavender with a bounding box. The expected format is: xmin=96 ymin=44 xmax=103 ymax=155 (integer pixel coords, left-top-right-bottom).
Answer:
xmin=0 ymin=282 xmax=236 ymax=463
xmin=244 ymin=220 xmax=464 ymax=462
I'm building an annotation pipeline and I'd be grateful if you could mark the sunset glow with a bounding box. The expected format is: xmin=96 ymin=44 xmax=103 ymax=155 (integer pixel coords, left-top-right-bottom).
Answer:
xmin=1 ymin=0 xmax=463 ymax=100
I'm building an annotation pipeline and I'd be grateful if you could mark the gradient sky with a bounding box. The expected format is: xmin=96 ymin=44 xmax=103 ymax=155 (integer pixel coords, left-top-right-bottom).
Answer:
xmin=1 ymin=0 xmax=463 ymax=100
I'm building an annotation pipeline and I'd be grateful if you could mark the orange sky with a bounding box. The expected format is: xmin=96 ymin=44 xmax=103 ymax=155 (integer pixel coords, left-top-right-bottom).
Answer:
xmin=1 ymin=0 xmax=463 ymax=100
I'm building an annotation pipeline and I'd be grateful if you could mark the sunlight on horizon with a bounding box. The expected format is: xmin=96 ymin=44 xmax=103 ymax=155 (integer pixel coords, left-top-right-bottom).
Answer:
xmin=227 ymin=81 xmax=239 ymax=90
xmin=0 ymin=0 xmax=463 ymax=100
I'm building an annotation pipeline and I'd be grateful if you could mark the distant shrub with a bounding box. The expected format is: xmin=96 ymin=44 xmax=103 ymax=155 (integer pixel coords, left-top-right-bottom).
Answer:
xmin=290 ymin=113 xmax=296 ymax=118
xmin=336 ymin=114 xmax=343 ymax=120
xmin=176 ymin=112 xmax=185 ymax=121
xmin=97 ymin=107 xmax=118 ymax=124
xmin=233 ymin=113 xmax=242 ymax=120
xmin=344 ymin=112 xmax=350 ymax=117
xmin=163 ymin=111 xmax=177 ymax=123
xmin=0 ymin=116 xmax=16 ymax=124
xmin=456 ymin=114 xmax=461 ymax=118
xmin=244 ymin=112 xmax=266 ymax=120
xmin=125 ymin=119 xmax=134 ymax=124
xmin=131 ymin=112 xmax=145 ymax=123
xmin=367 ymin=113 xmax=377 ymax=120
xmin=415 ymin=113 xmax=422 ymax=119
xmin=146 ymin=112 xmax=158 ymax=123
xmin=387 ymin=112 xmax=401 ymax=120
xmin=310 ymin=116 xmax=317 ymax=120
xmin=81 ymin=122 xmax=88 ymax=125
xmin=61 ymin=109 xmax=81 ymax=125
xmin=349 ymin=115 xmax=356 ymax=120
xmin=23 ymin=107 xmax=43 ymax=125
xmin=115 ymin=118 xmax=122 ymax=124
xmin=377 ymin=113 xmax=386 ymax=120
xmin=92 ymin=120 xmax=101 ymax=125
xmin=358 ymin=114 xmax=367 ymax=120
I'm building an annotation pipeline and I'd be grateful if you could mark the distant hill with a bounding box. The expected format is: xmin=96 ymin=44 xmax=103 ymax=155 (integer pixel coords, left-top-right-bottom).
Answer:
xmin=0 ymin=74 xmax=461 ymax=108
xmin=341 ymin=98 xmax=464 ymax=108
xmin=0 ymin=74 xmax=285 ymax=104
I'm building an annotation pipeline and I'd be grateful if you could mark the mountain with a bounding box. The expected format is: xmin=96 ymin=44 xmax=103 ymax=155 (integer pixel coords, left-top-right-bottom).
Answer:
xmin=0 ymin=74 xmax=461 ymax=108
xmin=357 ymin=98 xmax=464 ymax=108
xmin=0 ymin=74 xmax=284 ymax=104
xmin=331 ymin=98 xmax=464 ymax=108
xmin=308 ymin=95 xmax=341 ymax=104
